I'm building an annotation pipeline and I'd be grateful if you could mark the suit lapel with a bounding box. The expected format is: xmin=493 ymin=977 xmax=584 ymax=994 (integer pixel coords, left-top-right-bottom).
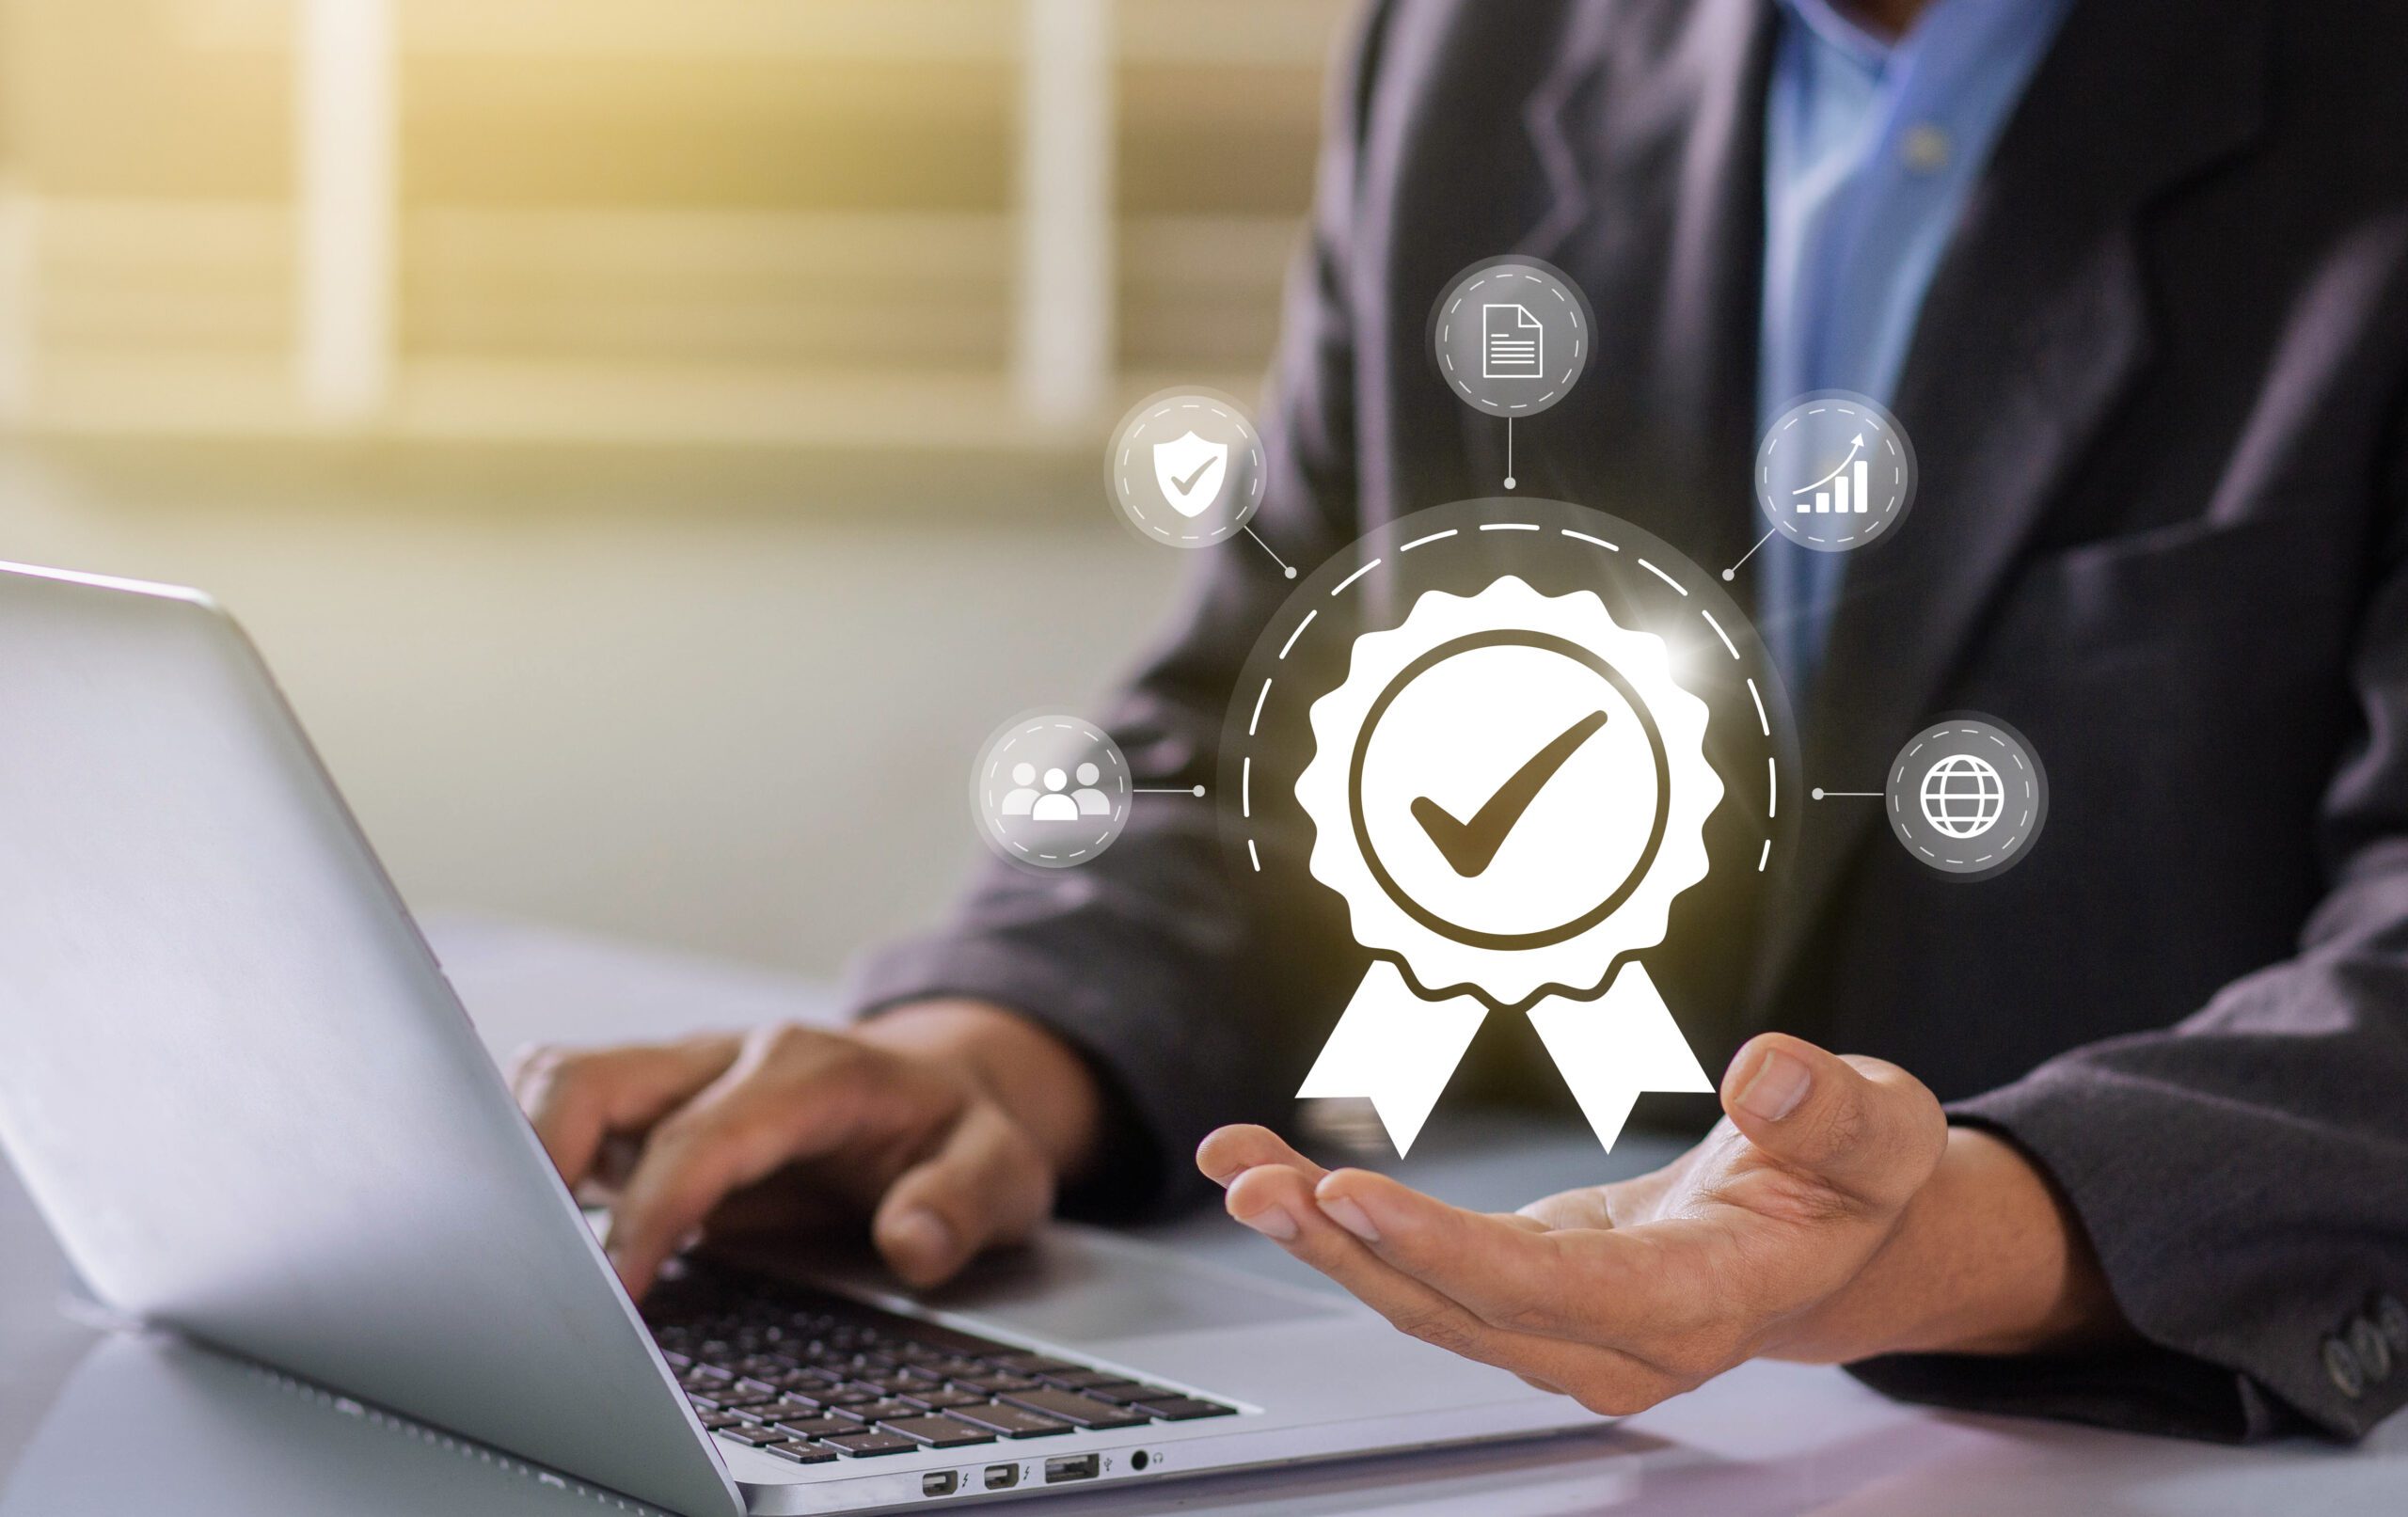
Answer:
xmin=1523 ymin=0 xmax=1779 ymax=575
xmin=1750 ymin=0 xmax=2273 ymax=1017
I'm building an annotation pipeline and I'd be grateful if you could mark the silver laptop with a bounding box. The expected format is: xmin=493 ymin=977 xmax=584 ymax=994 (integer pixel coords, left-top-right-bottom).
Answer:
xmin=0 ymin=561 xmax=1599 ymax=1515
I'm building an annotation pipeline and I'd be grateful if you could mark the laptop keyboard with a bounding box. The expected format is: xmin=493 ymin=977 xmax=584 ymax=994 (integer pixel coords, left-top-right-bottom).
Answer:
xmin=642 ymin=1265 xmax=1236 ymax=1464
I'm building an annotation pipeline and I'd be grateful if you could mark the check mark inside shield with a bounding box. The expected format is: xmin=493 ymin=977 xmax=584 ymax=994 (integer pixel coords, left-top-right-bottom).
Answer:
xmin=1152 ymin=431 xmax=1230 ymax=518
xmin=1411 ymin=709 xmax=1609 ymax=877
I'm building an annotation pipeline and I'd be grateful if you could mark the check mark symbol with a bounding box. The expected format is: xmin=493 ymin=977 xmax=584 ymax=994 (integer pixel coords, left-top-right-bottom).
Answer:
xmin=1172 ymin=457 xmax=1220 ymax=496
xmin=1411 ymin=710 xmax=1609 ymax=877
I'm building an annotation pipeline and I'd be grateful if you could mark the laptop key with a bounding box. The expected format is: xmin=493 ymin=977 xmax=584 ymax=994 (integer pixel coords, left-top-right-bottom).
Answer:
xmin=720 ymin=1426 xmax=793 ymax=1446
xmin=999 ymin=1389 xmax=1150 ymax=1429
xmin=988 ymin=1353 xmax=1084 ymax=1375
xmin=846 ymin=1398 xmax=929 ymax=1424
xmin=900 ymin=1386 xmax=990 ymax=1411
xmin=878 ymin=1414 xmax=997 ymax=1448
xmin=1075 ymin=1382 xmax=1160 ymax=1405
xmin=770 ymin=1416 xmax=863 ymax=1440
xmin=1133 ymin=1397 xmax=1238 ymax=1421
xmin=763 ymin=1443 xmax=841 ymax=1465
xmin=816 ymin=1430 xmax=919 ymax=1458
xmin=711 ymin=1385 xmax=781 ymax=1410
xmin=695 ymin=1411 xmax=748 ymax=1431
xmin=950 ymin=1373 xmax=1041 ymax=1394
xmin=734 ymin=1353 xmax=798 ymax=1378
xmin=814 ymin=1383 xmax=880 ymax=1407
xmin=926 ymin=1356 xmax=990 ymax=1379
xmin=1037 ymin=1368 xmax=1129 ymax=1391
xmin=943 ymin=1402 xmax=1074 ymax=1439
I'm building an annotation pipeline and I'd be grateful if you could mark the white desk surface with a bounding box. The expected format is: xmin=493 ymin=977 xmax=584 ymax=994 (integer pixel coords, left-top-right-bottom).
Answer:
xmin=0 ymin=918 xmax=2399 ymax=1515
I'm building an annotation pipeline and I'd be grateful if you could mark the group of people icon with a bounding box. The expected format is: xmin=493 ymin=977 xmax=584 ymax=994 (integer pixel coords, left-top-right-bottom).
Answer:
xmin=1002 ymin=762 xmax=1112 ymax=823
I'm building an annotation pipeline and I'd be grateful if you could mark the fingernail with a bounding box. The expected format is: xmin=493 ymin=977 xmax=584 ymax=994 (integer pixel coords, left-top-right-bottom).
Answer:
xmin=1235 ymin=1204 xmax=1299 ymax=1240
xmin=888 ymin=1207 xmax=955 ymax=1265
xmin=1736 ymin=1046 xmax=1813 ymax=1121
xmin=1316 ymin=1193 xmax=1380 ymax=1243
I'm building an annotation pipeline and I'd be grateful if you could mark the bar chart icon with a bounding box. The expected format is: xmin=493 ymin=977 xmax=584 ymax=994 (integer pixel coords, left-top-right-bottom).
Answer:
xmin=1754 ymin=393 xmax=1917 ymax=554
xmin=1793 ymin=436 xmax=1870 ymax=514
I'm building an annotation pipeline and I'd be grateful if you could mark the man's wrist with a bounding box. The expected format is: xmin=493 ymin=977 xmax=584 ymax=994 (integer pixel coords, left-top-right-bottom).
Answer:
xmin=856 ymin=999 xmax=1104 ymax=1182
xmin=1866 ymin=1125 xmax=2123 ymax=1358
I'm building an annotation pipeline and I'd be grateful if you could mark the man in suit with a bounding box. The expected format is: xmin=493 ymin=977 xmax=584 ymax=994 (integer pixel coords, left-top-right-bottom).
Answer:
xmin=511 ymin=0 xmax=2408 ymax=1441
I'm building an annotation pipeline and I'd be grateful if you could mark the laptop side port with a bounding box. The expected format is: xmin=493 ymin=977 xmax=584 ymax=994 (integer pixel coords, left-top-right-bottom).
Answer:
xmin=982 ymin=1463 xmax=1020 ymax=1491
xmin=1043 ymin=1454 xmax=1100 ymax=1484
xmin=922 ymin=1471 xmax=958 ymax=1497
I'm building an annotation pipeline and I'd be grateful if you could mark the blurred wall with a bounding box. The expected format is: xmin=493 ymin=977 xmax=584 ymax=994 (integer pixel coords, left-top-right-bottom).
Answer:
xmin=1 ymin=447 xmax=1182 ymax=978
xmin=0 ymin=1 xmax=1349 ymax=987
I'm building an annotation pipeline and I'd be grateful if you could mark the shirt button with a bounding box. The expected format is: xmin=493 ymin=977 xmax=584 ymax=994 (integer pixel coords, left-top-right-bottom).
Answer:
xmin=1901 ymin=123 xmax=1952 ymax=173
xmin=2377 ymin=1294 xmax=2408 ymax=1354
xmin=2322 ymin=1335 xmax=2366 ymax=1399
xmin=2350 ymin=1316 xmax=2393 ymax=1383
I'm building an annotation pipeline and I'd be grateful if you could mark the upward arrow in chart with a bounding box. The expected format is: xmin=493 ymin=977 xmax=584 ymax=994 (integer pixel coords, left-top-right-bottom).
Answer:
xmin=1792 ymin=434 xmax=1866 ymax=497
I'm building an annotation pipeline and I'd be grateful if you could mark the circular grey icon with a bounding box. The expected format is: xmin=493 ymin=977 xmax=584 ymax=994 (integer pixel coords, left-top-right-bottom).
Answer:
xmin=1106 ymin=388 xmax=1266 ymax=549
xmin=1885 ymin=717 xmax=2046 ymax=878
xmin=973 ymin=714 xmax=1133 ymax=869
xmin=1429 ymin=257 xmax=1592 ymax=419
xmin=1756 ymin=391 xmax=1917 ymax=552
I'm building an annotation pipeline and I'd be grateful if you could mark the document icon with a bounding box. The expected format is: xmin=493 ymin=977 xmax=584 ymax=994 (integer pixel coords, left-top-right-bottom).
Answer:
xmin=1481 ymin=303 xmax=1544 ymax=379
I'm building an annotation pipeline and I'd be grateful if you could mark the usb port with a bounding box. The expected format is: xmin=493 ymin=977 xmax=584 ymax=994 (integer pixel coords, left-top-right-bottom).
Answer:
xmin=1043 ymin=1454 xmax=1100 ymax=1484
xmin=982 ymin=1463 xmax=1020 ymax=1491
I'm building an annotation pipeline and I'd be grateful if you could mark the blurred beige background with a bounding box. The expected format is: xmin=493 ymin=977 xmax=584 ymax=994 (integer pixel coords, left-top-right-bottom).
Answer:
xmin=0 ymin=0 xmax=1348 ymax=984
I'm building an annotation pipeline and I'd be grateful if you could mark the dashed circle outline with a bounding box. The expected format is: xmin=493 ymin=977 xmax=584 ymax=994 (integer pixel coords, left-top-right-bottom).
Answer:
xmin=1884 ymin=717 xmax=2047 ymax=877
xmin=1754 ymin=392 xmax=1916 ymax=552
xmin=1108 ymin=390 xmax=1269 ymax=548
xmin=972 ymin=714 xmax=1133 ymax=869
xmin=1433 ymin=261 xmax=1591 ymax=418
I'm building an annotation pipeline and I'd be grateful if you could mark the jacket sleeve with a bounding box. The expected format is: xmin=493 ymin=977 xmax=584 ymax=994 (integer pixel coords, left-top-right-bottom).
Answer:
xmin=842 ymin=5 xmax=1396 ymax=1216
xmin=1849 ymin=465 xmax=2408 ymax=1442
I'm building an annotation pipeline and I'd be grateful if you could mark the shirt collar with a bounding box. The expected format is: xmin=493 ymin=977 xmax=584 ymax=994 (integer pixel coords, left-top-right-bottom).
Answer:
xmin=1777 ymin=0 xmax=1896 ymax=68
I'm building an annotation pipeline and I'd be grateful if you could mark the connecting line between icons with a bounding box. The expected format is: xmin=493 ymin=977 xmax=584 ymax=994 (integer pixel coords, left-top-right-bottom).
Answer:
xmin=1244 ymin=526 xmax=1299 ymax=580
xmin=1812 ymin=789 xmax=1881 ymax=799
xmin=1505 ymin=418 xmax=1516 ymax=491
xmin=1721 ymin=529 xmax=1775 ymax=583
xmin=1134 ymin=786 xmax=1209 ymax=797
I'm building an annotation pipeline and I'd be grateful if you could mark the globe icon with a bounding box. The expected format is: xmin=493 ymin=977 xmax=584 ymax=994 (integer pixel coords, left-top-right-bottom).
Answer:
xmin=1920 ymin=753 xmax=2004 ymax=839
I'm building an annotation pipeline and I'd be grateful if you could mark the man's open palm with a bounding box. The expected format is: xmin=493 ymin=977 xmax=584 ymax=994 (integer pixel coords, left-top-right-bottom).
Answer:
xmin=1197 ymin=1035 xmax=1957 ymax=1413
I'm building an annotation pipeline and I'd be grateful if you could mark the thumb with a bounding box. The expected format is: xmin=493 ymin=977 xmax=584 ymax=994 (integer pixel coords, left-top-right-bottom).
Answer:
xmin=1719 ymin=1034 xmax=1946 ymax=1211
xmin=871 ymin=1102 xmax=1056 ymax=1288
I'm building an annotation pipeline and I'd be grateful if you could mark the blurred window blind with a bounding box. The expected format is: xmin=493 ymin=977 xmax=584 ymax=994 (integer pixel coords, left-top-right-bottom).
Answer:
xmin=0 ymin=0 xmax=1347 ymax=452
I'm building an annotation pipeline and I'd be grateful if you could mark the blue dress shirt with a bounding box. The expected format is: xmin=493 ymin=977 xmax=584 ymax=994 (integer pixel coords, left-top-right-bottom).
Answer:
xmin=1754 ymin=0 xmax=2074 ymax=698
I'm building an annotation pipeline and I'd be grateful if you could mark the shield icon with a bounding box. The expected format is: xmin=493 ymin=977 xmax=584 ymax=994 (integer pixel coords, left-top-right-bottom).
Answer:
xmin=1152 ymin=431 xmax=1230 ymax=518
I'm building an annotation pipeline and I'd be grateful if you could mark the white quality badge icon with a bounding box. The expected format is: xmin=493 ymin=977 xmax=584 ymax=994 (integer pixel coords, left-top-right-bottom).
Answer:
xmin=1292 ymin=577 xmax=1723 ymax=1153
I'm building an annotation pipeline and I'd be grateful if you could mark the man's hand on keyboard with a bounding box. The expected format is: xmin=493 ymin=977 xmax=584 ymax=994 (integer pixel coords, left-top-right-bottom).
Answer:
xmin=511 ymin=1002 xmax=1102 ymax=1298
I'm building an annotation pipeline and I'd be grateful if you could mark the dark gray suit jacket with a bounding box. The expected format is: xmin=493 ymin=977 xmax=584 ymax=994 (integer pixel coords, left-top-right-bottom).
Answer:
xmin=855 ymin=0 xmax=2408 ymax=1442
